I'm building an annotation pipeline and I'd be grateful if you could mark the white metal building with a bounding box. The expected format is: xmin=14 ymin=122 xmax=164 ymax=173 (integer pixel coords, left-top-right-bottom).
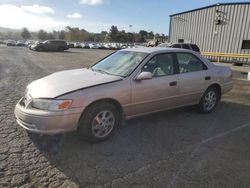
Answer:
xmin=169 ymin=2 xmax=250 ymax=62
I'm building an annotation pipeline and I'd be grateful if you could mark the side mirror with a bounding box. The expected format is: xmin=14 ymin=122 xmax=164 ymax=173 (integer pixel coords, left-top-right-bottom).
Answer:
xmin=136 ymin=72 xmax=153 ymax=81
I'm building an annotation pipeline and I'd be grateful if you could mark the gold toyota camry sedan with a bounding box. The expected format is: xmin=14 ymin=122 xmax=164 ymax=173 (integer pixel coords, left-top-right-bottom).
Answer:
xmin=15 ymin=47 xmax=233 ymax=142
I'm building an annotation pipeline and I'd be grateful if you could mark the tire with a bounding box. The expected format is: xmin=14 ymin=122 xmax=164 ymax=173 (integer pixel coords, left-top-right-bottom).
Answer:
xmin=78 ymin=102 xmax=121 ymax=143
xmin=198 ymin=86 xmax=220 ymax=113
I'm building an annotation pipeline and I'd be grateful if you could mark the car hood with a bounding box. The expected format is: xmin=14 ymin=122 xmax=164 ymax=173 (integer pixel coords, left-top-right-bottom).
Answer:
xmin=27 ymin=69 xmax=122 ymax=98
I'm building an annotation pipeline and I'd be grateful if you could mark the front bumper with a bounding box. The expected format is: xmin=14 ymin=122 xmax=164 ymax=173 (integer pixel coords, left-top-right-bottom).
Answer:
xmin=221 ymin=81 xmax=234 ymax=94
xmin=14 ymin=98 xmax=83 ymax=135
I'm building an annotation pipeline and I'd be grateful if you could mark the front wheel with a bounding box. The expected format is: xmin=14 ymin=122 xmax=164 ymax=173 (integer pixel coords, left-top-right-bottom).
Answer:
xmin=78 ymin=102 xmax=120 ymax=143
xmin=199 ymin=87 xmax=220 ymax=113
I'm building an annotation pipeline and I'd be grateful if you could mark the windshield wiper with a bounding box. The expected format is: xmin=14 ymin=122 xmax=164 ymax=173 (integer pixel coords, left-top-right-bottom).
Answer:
xmin=91 ymin=68 xmax=111 ymax=75
xmin=90 ymin=68 xmax=124 ymax=78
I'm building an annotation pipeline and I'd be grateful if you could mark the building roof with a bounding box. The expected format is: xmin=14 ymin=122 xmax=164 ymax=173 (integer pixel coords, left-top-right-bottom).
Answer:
xmin=170 ymin=2 xmax=250 ymax=17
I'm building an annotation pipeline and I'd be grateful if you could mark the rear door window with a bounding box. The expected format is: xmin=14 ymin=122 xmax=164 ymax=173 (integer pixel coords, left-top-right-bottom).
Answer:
xmin=176 ymin=53 xmax=207 ymax=73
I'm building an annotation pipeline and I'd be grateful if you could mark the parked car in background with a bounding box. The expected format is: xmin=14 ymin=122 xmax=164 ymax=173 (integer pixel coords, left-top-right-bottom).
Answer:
xmin=16 ymin=40 xmax=26 ymax=47
xmin=89 ymin=43 xmax=100 ymax=49
xmin=27 ymin=41 xmax=40 ymax=49
xmin=74 ymin=42 xmax=82 ymax=48
xmin=147 ymin=40 xmax=158 ymax=47
xmin=83 ymin=43 xmax=90 ymax=49
xmin=157 ymin=42 xmax=171 ymax=48
xmin=30 ymin=40 xmax=69 ymax=52
xmin=158 ymin=42 xmax=201 ymax=53
xmin=98 ymin=43 xmax=107 ymax=49
xmin=67 ymin=42 xmax=74 ymax=48
xmin=26 ymin=40 xmax=38 ymax=48
xmin=6 ymin=40 xmax=16 ymax=46
xmin=15 ymin=47 xmax=233 ymax=142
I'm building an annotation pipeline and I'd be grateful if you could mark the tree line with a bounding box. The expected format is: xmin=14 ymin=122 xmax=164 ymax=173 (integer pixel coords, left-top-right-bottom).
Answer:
xmin=4 ymin=26 xmax=168 ymax=43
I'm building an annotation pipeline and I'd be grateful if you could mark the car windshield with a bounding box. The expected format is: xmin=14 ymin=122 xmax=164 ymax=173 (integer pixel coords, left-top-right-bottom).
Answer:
xmin=91 ymin=51 xmax=147 ymax=77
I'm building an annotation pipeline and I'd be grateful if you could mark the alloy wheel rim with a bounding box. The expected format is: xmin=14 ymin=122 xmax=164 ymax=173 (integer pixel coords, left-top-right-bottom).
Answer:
xmin=204 ymin=91 xmax=217 ymax=111
xmin=92 ymin=110 xmax=115 ymax=138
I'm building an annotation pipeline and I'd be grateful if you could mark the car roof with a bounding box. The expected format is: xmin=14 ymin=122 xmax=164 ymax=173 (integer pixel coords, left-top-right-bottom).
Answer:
xmin=121 ymin=47 xmax=193 ymax=54
xmin=178 ymin=43 xmax=197 ymax=45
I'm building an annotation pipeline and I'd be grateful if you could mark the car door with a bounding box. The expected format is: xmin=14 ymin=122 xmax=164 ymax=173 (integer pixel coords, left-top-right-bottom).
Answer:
xmin=176 ymin=52 xmax=211 ymax=105
xmin=50 ymin=41 xmax=57 ymax=51
xmin=44 ymin=41 xmax=53 ymax=51
xmin=130 ymin=53 xmax=179 ymax=116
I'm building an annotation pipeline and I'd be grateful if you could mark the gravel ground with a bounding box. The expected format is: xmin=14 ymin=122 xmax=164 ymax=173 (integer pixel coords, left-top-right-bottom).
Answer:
xmin=0 ymin=45 xmax=250 ymax=188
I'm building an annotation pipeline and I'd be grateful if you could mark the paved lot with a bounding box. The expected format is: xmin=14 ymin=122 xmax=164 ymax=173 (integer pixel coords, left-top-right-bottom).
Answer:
xmin=0 ymin=45 xmax=250 ymax=188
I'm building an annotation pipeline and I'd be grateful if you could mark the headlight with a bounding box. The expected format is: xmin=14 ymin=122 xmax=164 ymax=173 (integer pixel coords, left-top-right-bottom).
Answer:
xmin=32 ymin=99 xmax=73 ymax=111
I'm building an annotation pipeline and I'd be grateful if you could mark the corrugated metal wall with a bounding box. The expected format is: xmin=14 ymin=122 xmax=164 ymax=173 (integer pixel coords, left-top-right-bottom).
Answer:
xmin=169 ymin=4 xmax=250 ymax=63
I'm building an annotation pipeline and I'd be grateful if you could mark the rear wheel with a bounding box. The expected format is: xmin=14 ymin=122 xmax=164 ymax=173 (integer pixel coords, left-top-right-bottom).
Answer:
xmin=199 ymin=86 xmax=220 ymax=113
xmin=78 ymin=102 xmax=120 ymax=143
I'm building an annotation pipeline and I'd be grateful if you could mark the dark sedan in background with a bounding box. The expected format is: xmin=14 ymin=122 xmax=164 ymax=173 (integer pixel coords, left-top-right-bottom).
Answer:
xmin=30 ymin=40 xmax=69 ymax=52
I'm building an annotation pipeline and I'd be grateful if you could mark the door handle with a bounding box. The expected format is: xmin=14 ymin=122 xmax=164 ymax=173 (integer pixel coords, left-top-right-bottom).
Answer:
xmin=169 ymin=81 xmax=177 ymax=86
xmin=205 ymin=76 xmax=211 ymax=80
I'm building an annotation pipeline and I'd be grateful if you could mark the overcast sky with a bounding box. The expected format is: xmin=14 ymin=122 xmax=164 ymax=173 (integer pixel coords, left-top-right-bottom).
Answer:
xmin=0 ymin=0 xmax=248 ymax=34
